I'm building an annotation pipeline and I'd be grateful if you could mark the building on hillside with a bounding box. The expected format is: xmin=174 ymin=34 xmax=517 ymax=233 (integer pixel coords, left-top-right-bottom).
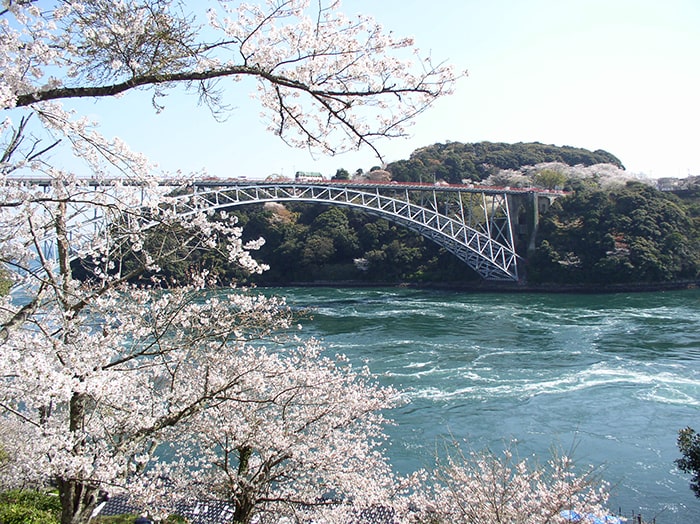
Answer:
xmin=657 ymin=175 xmax=700 ymax=191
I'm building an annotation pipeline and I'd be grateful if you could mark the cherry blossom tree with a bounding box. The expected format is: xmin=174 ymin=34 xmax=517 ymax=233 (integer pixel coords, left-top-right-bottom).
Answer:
xmin=146 ymin=339 xmax=410 ymax=524
xmin=0 ymin=284 xmax=276 ymax=522
xmin=0 ymin=2 xmax=618 ymax=523
xmin=2 ymin=0 xmax=457 ymax=168
xmin=0 ymin=1 xmax=456 ymax=522
xmin=0 ymin=278 xmax=407 ymax=524
xmin=485 ymin=162 xmax=638 ymax=191
xmin=411 ymin=443 xmax=613 ymax=524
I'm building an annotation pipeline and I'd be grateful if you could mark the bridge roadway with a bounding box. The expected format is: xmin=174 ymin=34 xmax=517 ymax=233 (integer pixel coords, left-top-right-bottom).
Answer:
xmin=8 ymin=174 xmax=561 ymax=195
xmin=8 ymin=176 xmax=565 ymax=281
xmin=191 ymin=176 xmax=553 ymax=195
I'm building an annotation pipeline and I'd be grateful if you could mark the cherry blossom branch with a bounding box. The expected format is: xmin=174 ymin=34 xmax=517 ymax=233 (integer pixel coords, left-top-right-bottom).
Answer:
xmin=14 ymin=63 xmax=443 ymax=108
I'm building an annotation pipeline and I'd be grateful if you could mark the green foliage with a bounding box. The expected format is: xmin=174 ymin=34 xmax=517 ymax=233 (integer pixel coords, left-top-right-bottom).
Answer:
xmin=137 ymin=141 xmax=630 ymax=287
xmin=0 ymin=490 xmax=61 ymax=524
xmin=529 ymin=182 xmax=700 ymax=285
xmin=0 ymin=490 xmax=188 ymax=524
xmin=386 ymin=141 xmax=623 ymax=184
xmin=141 ymin=180 xmax=699 ymax=288
xmin=533 ymin=168 xmax=567 ymax=190
xmin=105 ymin=141 xmax=697 ymax=289
xmin=333 ymin=168 xmax=350 ymax=180
xmin=224 ymin=203 xmax=478 ymax=285
xmin=125 ymin=179 xmax=698 ymax=288
xmin=0 ymin=267 xmax=12 ymax=296
xmin=676 ymin=427 xmax=700 ymax=498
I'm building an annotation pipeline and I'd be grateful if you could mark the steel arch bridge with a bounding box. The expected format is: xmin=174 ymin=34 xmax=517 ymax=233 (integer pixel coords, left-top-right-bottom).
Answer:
xmin=15 ymin=178 xmax=557 ymax=282
xmin=177 ymin=180 xmax=526 ymax=281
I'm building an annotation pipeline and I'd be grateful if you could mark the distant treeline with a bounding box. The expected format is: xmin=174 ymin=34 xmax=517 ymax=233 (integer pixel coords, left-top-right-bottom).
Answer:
xmin=385 ymin=141 xmax=624 ymax=184
xmin=129 ymin=142 xmax=699 ymax=289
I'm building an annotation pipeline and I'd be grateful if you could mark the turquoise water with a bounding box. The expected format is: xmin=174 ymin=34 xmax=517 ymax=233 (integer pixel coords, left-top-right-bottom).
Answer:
xmin=266 ymin=287 xmax=700 ymax=523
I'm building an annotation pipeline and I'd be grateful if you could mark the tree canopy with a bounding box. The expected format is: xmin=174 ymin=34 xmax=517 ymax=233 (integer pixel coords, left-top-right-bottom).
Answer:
xmin=386 ymin=141 xmax=624 ymax=184
xmin=185 ymin=144 xmax=698 ymax=289
xmin=677 ymin=427 xmax=700 ymax=498
xmin=528 ymin=182 xmax=700 ymax=285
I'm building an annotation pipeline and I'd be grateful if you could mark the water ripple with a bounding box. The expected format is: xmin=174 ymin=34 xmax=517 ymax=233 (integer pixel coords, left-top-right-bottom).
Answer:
xmin=271 ymin=287 xmax=700 ymax=524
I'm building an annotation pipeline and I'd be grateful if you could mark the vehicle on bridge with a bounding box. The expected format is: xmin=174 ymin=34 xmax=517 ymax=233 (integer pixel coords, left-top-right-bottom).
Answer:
xmin=295 ymin=171 xmax=326 ymax=182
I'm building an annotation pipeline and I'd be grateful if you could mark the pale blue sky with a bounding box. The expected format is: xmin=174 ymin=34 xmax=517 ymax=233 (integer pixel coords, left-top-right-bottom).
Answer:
xmin=64 ymin=0 xmax=700 ymax=179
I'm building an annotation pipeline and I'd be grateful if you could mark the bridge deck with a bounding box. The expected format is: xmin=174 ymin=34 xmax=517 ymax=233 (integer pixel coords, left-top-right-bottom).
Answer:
xmin=6 ymin=175 xmax=566 ymax=197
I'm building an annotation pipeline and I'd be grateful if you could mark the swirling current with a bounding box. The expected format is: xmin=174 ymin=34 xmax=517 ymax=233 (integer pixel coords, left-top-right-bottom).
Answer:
xmin=257 ymin=286 xmax=700 ymax=523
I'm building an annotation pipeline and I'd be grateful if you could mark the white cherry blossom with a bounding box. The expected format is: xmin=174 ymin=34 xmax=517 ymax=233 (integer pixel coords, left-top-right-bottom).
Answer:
xmin=0 ymin=2 xmax=613 ymax=523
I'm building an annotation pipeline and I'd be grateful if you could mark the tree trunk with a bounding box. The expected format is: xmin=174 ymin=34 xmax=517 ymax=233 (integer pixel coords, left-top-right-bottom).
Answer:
xmin=232 ymin=445 xmax=257 ymax=524
xmin=56 ymin=477 xmax=100 ymax=524
xmin=55 ymin=391 xmax=100 ymax=524
xmin=232 ymin=490 xmax=257 ymax=524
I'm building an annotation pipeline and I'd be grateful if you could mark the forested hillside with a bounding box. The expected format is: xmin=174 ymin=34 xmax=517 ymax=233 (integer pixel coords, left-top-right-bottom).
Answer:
xmin=385 ymin=141 xmax=624 ymax=184
xmin=528 ymin=183 xmax=700 ymax=285
xmin=141 ymin=142 xmax=699 ymax=289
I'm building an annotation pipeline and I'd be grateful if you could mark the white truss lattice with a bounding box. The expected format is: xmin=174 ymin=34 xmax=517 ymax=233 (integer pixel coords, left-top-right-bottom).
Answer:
xmin=15 ymin=180 xmax=533 ymax=282
xmin=181 ymin=182 xmax=522 ymax=281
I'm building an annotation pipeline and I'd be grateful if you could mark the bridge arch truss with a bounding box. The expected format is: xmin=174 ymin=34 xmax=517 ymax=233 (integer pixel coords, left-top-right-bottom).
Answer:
xmin=175 ymin=182 xmax=522 ymax=281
